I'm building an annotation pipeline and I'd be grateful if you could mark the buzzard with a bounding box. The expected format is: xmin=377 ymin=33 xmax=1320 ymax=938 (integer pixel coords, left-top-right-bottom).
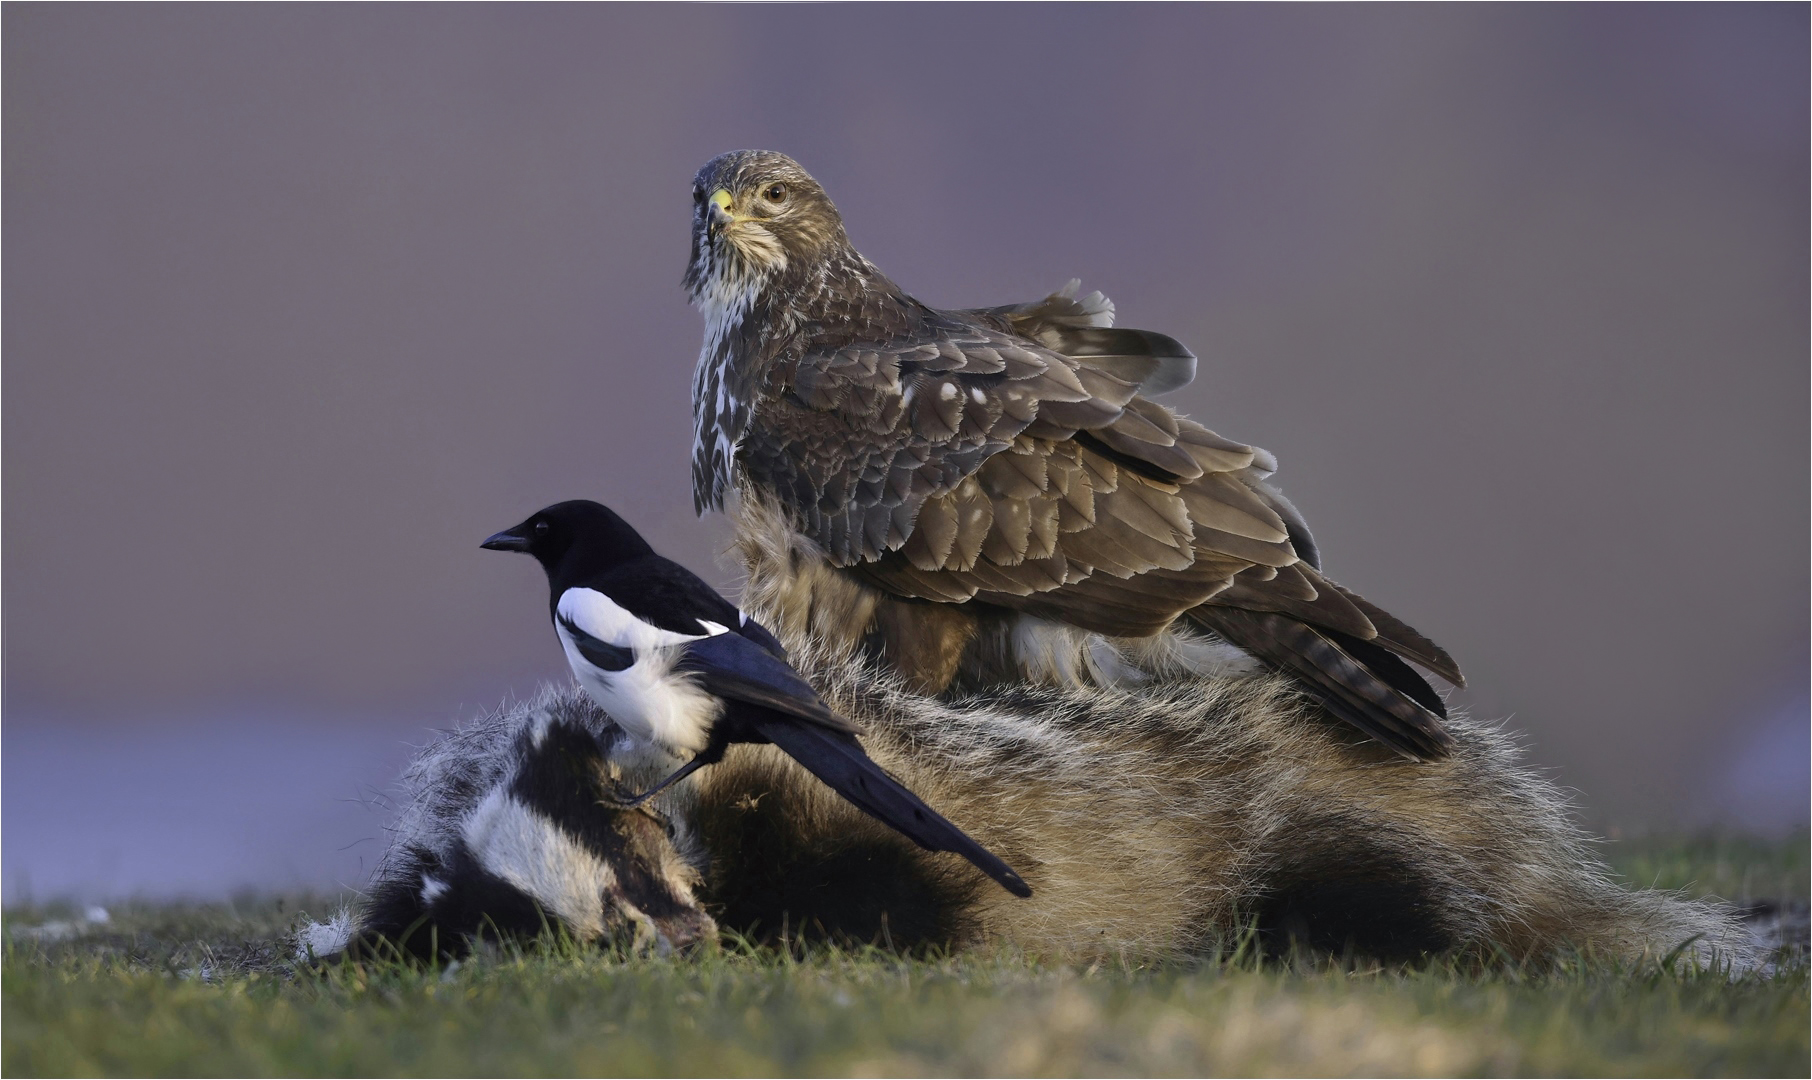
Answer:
xmin=682 ymin=150 xmax=1463 ymax=761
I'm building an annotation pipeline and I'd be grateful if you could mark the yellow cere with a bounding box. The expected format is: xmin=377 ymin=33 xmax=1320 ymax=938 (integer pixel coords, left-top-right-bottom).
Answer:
xmin=710 ymin=189 xmax=734 ymax=212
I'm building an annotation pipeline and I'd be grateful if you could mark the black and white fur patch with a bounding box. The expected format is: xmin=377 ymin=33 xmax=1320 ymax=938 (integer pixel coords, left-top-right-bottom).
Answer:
xmin=340 ymin=707 xmax=713 ymax=961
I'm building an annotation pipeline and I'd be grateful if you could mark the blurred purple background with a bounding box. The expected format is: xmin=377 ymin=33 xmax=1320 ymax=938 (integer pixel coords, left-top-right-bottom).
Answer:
xmin=5 ymin=5 xmax=1805 ymax=900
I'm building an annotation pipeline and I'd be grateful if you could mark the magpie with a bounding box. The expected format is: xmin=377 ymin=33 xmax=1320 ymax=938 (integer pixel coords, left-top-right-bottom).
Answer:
xmin=481 ymin=499 xmax=1032 ymax=898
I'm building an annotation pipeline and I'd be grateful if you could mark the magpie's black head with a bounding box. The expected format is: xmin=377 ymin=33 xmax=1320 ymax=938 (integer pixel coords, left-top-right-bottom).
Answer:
xmin=481 ymin=500 xmax=654 ymax=579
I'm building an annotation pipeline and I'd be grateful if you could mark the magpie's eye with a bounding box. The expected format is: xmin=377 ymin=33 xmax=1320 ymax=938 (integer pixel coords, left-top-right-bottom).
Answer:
xmin=763 ymin=183 xmax=786 ymax=203
xmin=533 ymin=521 xmax=550 ymax=535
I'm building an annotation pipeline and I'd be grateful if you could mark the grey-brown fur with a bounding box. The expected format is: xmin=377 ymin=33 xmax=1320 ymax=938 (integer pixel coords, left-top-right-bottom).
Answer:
xmin=689 ymin=642 xmax=1750 ymax=965
xmin=334 ymin=653 xmax=1750 ymax=968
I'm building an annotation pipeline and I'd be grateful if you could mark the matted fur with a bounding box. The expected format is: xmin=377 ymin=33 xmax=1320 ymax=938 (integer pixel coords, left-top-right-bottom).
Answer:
xmin=343 ymin=656 xmax=1751 ymax=968
xmin=692 ymin=643 xmax=1750 ymax=965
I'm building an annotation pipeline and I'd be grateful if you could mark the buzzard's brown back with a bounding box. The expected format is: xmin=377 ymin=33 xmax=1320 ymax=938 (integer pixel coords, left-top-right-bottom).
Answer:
xmin=685 ymin=151 xmax=1462 ymax=761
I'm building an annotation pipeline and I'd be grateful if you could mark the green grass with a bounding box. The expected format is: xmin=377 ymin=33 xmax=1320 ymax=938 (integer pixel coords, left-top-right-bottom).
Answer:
xmin=1607 ymin=830 xmax=1809 ymax=904
xmin=5 ymin=835 xmax=1806 ymax=1077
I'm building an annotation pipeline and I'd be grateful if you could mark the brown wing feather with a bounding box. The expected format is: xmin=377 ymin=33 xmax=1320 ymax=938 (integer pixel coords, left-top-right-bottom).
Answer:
xmin=995 ymin=556 xmax=1245 ymax=637
xmin=1328 ymin=583 xmax=1466 ymax=686
xmin=956 ymin=281 xmax=1198 ymax=396
xmin=1190 ymin=607 xmax=1454 ymax=761
xmin=746 ymin=295 xmax=1341 ymax=632
xmin=1205 ymin=563 xmax=1379 ymax=642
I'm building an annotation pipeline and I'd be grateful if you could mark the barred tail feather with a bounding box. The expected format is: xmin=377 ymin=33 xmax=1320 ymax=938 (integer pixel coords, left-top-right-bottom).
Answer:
xmin=1190 ymin=607 xmax=1454 ymax=761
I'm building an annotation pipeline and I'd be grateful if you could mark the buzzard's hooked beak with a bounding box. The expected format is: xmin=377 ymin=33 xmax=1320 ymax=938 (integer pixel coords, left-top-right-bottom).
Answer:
xmin=706 ymin=189 xmax=735 ymax=241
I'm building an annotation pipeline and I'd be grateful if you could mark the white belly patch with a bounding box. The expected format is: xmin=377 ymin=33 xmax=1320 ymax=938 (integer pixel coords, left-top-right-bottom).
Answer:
xmin=553 ymin=588 xmax=727 ymax=757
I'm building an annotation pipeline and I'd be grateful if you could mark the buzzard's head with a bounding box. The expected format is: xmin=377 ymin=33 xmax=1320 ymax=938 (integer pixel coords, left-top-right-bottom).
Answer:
xmin=683 ymin=150 xmax=847 ymax=304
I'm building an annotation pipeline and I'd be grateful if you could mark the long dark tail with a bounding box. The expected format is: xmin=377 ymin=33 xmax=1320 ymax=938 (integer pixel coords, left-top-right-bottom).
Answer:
xmin=752 ymin=716 xmax=1033 ymax=898
xmin=1189 ymin=607 xmax=1454 ymax=761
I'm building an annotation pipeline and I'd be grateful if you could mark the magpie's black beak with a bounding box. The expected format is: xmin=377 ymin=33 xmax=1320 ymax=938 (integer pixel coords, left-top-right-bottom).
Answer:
xmin=481 ymin=528 xmax=532 ymax=553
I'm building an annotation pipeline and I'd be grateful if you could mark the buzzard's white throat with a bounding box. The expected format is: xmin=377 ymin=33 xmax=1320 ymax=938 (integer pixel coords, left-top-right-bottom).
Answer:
xmin=689 ymin=251 xmax=776 ymax=511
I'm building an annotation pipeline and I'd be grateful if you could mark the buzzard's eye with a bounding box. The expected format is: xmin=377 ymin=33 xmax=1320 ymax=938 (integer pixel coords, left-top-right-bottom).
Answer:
xmin=693 ymin=188 xmax=705 ymax=205
xmin=764 ymin=183 xmax=786 ymax=203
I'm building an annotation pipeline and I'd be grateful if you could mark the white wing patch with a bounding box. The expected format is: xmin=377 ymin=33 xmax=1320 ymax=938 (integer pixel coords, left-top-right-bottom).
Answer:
xmin=553 ymin=588 xmax=725 ymax=757
xmin=555 ymin=588 xmax=727 ymax=649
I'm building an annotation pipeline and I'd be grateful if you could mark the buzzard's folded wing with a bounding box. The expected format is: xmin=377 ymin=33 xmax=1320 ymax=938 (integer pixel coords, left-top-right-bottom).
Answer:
xmin=958 ymin=280 xmax=1198 ymax=397
xmin=1189 ymin=606 xmax=1454 ymax=761
xmin=735 ymin=286 xmax=1462 ymax=757
xmin=741 ymin=299 xmax=1283 ymax=628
